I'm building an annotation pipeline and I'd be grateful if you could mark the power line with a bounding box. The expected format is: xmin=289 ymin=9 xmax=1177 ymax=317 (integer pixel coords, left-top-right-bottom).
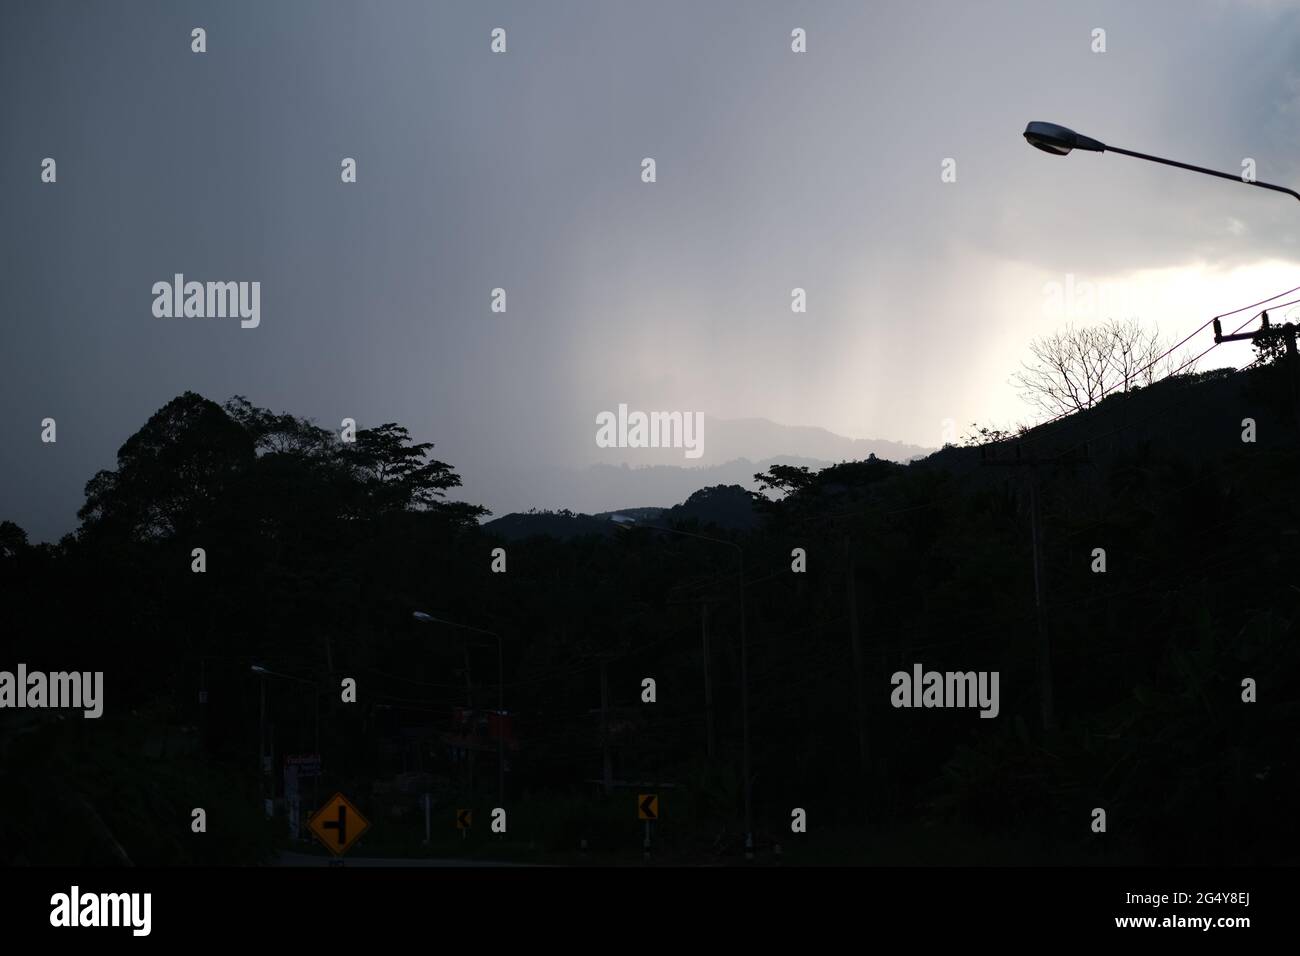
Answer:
xmin=1011 ymin=283 xmax=1299 ymax=440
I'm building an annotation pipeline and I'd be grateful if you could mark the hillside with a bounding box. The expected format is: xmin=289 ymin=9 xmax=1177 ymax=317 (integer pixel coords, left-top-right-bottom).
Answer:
xmin=1 ymin=363 xmax=1296 ymax=866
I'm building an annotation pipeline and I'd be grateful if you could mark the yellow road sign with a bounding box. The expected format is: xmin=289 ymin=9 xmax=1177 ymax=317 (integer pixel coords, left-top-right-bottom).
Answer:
xmin=307 ymin=792 xmax=370 ymax=856
xmin=456 ymin=808 xmax=473 ymax=830
xmin=638 ymin=794 xmax=658 ymax=820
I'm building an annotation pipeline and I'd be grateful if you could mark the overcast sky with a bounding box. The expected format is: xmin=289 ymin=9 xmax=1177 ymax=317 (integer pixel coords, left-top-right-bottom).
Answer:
xmin=4 ymin=0 xmax=1300 ymax=541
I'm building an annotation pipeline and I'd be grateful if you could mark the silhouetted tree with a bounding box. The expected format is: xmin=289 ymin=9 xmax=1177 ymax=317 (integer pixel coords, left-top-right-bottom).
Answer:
xmin=78 ymin=391 xmax=254 ymax=542
xmin=1012 ymin=318 xmax=1195 ymax=417
xmin=343 ymin=422 xmax=480 ymax=517
xmin=0 ymin=520 xmax=27 ymax=558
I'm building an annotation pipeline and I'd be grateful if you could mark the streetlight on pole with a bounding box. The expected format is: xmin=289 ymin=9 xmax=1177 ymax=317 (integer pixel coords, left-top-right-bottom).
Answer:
xmin=252 ymin=665 xmax=269 ymax=809
xmin=251 ymin=663 xmax=322 ymax=814
xmin=251 ymin=664 xmax=321 ymax=751
xmin=616 ymin=519 xmax=753 ymax=858
xmin=413 ymin=611 xmax=505 ymax=812
xmin=1022 ymin=121 xmax=1300 ymax=203
xmin=1024 ymin=121 xmax=1300 ymax=415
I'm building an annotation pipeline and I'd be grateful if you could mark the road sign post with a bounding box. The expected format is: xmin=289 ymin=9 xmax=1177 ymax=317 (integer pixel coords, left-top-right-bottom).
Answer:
xmin=307 ymin=792 xmax=370 ymax=859
xmin=637 ymin=794 xmax=658 ymax=820
xmin=284 ymin=766 xmax=300 ymax=841
xmin=638 ymin=794 xmax=658 ymax=861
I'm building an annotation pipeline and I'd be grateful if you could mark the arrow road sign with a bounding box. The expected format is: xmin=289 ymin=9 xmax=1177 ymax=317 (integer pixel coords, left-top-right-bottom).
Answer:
xmin=638 ymin=794 xmax=658 ymax=820
xmin=307 ymin=792 xmax=370 ymax=857
xmin=456 ymin=808 xmax=473 ymax=830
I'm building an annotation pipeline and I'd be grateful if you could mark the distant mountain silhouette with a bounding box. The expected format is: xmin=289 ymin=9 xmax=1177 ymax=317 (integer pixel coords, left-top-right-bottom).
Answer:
xmin=476 ymin=456 xmax=823 ymax=535
xmin=701 ymin=417 xmax=930 ymax=465
xmin=485 ymin=485 xmax=759 ymax=541
xmin=586 ymin=416 xmax=930 ymax=468
xmin=468 ymin=418 xmax=931 ymax=522
xmin=483 ymin=369 xmax=1278 ymax=541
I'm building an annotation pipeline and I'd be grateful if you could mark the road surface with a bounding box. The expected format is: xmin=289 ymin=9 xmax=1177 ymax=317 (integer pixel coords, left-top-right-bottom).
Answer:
xmin=276 ymin=851 xmax=535 ymax=867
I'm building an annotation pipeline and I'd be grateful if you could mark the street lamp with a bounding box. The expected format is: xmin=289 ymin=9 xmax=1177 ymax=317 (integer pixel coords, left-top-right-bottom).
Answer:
xmin=413 ymin=611 xmax=505 ymax=812
xmin=617 ymin=519 xmax=753 ymax=859
xmin=251 ymin=664 xmax=322 ymax=812
xmin=252 ymin=665 xmax=269 ymax=803
xmin=1023 ymin=121 xmax=1300 ymax=202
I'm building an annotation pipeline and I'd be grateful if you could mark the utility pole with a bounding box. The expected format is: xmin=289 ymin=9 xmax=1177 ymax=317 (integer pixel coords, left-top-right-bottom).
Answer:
xmin=258 ymin=672 xmax=267 ymax=805
xmin=463 ymin=645 xmax=475 ymax=797
xmin=199 ymin=657 xmax=208 ymax=752
xmin=250 ymin=664 xmax=318 ymax=818
xmin=601 ymin=659 xmax=613 ymax=795
xmin=665 ymin=594 xmax=718 ymax=761
xmin=844 ymin=534 xmax=868 ymax=777
xmin=701 ymin=602 xmax=716 ymax=760
xmin=1026 ymin=473 xmax=1053 ymax=734
xmin=739 ymin=547 xmax=752 ymax=860
xmin=982 ymin=443 xmax=1089 ymax=733
xmin=621 ymin=522 xmax=750 ymax=856
xmin=411 ymin=613 xmax=506 ymax=812
xmin=497 ymin=635 xmax=505 ymax=814
xmin=1215 ymin=312 xmax=1300 ymax=424
xmin=313 ymin=688 xmax=320 ymax=811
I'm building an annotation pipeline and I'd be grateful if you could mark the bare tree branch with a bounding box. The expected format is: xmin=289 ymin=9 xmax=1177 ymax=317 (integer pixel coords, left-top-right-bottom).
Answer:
xmin=1012 ymin=319 xmax=1197 ymax=419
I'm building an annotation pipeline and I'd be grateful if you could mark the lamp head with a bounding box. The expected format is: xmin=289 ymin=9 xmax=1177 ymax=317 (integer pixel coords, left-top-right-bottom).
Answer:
xmin=1023 ymin=121 xmax=1106 ymax=155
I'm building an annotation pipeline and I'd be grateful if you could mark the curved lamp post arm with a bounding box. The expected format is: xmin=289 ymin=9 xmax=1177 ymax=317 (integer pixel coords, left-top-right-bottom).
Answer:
xmin=1023 ymin=121 xmax=1300 ymax=203
xmin=1105 ymin=144 xmax=1300 ymax=203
